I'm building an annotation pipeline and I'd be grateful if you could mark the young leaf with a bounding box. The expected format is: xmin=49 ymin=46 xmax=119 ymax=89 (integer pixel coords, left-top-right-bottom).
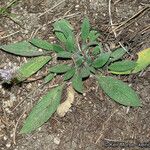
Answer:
xmin=92 ymin=52 xmax=110 ymax=68
xmin=81 ymin=17 xmax=90 ymax=42
xmin=52 ymin=44 xmax=64 ymax=53
xmin=97 ymin=76 xmax=141 ymax=107
xmin=49 ymin=64 xmax=71 ymax=73
xmin=20 ymin=85 xmax=63 ymax=133
xmin=29 ymin=38 xmax=52 ymax=51
xmin=80 ymin=66 xmax=91 ymax=78
xmin=133 ymin=48 xmax=150 ymax=73
xmin=16 ymin=56 xmax=51 ymax=82
xmin=92 ymin=45 xmax=101 ymax=56
xmin=88 ymin=30 xmax=100 ymax=42
xmin=53 ymin=19 xmax=74 ymax=43
xmin=44 ymin=73 xmax=55 ymax=84
xmin=89 ymin=66 xmax=96 ymax=74
xmin=54 ymin=31 xmax=66 ymax=43
xmin=57 ymin=51 xmax=72 ymax=59
xmin=65 ymin=36 xmax=75 ymax=52
xmin=110 ymin=47 xmax=126 ymax=62
xmin=75 ymin=55 xmax=84 ymax=67
xmin=63 ymin=68 xmax=75 ymax=81
xmin=72 ymin=73 xmax=83 ymax=93
xmin=108 ymin=60 xmax=136 ymax=72
xmin=0 ymin=41 xmax=46 ymax=56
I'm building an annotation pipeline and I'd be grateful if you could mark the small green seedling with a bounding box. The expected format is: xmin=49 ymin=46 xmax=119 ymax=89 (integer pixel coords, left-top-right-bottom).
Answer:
xmin=0 ymin=17 xmax=150 ymax=134
xmin=0 ymin=0 xmax=18 ymax=17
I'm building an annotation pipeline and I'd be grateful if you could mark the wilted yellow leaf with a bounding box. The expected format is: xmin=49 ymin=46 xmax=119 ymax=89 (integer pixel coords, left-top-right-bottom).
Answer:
xmin=133 ymin=48 xmax=150 ymax=73
xmin=109 ymin=48 xmax=150 ymax=75
xmin=57 ymin=85 xmax=75 ymax=117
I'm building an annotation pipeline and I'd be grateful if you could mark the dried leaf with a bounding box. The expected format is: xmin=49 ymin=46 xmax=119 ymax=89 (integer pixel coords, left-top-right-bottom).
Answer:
xmin=133 ymin=48 xmax=150 ymax=73
xmin=57 ymin=85 xmax=75 ymax=117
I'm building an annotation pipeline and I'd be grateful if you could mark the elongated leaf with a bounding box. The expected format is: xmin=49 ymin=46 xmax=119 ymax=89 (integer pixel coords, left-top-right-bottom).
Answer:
xmin=16 ymin=56 xmax=51 ymax=82
xmin=57 ymin=85 xmax=75 ymax=117
xmin=0 ymin=41 xmax=46 ymax=56
xmin=109 ymin=70 xmax=131 ymax=75
xmin=80 ymin=66 xmax=90 ymax=78
xmin=88 ymin=30 xmax=100 ymax=42
xmin=72 ymin=73 xmax=83 ymax=93
xmin=98 ymin=76 xmax=141 ymax=107
xmin=44 ymin=73 xmax=55 ymax=84
xmin=92 ymin=52 xmax=110 ymax=68
xmin=63 ymin=68 xmax=75 ymax=81
xmin=29 ymin=38 xmax=52 ymax=51
xmin=81 ymin=17 xmax=90 ymax=42
xmin=52 ymin=44 xmax=64 ymax=53
xmin=65 ymin=35 xmax=75 ymax=52
xmin=133 ymin=48 xmax=150 ymax=73
xmin=53 ymin=19 xmax=74 ymax=43
xmin=109 ymin=48 xmax=150 ymax=74
xmin=110 ymin=48 xmax=126 ymax=62
xmin=54 ymin=31 xmax=66 ymax=42
xmin=108 ymin=60 xmax=136 ymax=72
xmin=49 ymin=64 xmax=71 ymax=73
xmin=20 ymin=85 xmax=63 ymax=133
xmin=57 ymin=51 xmax=72 ymax=59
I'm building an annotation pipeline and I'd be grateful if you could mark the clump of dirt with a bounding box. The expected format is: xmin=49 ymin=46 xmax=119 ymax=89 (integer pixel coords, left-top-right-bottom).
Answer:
xmin=0 ymin=0 xmax=150 ymax=150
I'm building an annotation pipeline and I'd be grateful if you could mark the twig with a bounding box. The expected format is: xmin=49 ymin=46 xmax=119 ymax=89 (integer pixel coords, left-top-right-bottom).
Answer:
xmin=38 ymin=0 xmax=66 ymax=18
xmin=108 ymin=0 xmax=130 ymax=54
xmin=95 ymin=109 xmax=118 ymax=144
xmin=112 ymin=6 xmax=150 ymax=33
xmin=0 ymin=30 xmax=20 ymax=40
xmin=13 ymin=110 xmax=26 ymax=145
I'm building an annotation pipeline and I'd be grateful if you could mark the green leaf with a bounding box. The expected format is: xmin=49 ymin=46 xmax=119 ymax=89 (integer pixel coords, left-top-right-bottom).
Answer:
xmin=89 ymin=66 xmax=96 ymax=74
xmin=49 ymin=64 xmax=71 ymax=73
xmin=97 ymin=76 xmax=141 ymax=107
xmin=81 ymin=17 xmax=90 ymax=42
xmin=16 ymin=56 xmax=51 ymax=82
xmin=29 ymin=38 xmax=52 ymax=51
xmin=52 ymin=44 xmax=64 ymax=53
xmin=54 ymin=31 xmax=66 ymax=42
xmin=72 ymin=73 xmax=83 ymax=93
xmin=133 ymin=48 xmax=150 ymax=73
xmin=110 ymin=48 xmax=126 ymax=62
xmin=44 ymin=73 xmax=55 ymax=84
xmin=88 ymin=30 xmax=100 ymax=42
xmin=63 ymin=68 xmax=75 ymax=81
xmin=53 ymin=19 xmax=74 ymax=43
xmin=65 ymin=35 xmax=75 ymax=52
xmin=92 ymin=52 xmax=110 ymax=68
xmin=108 ymin=60 xmax=136 ymax=72
xmin=92 ymin=45 xmax=101 ymax=56
xmin=0 ymin=41 xmax=46 ymax=56
xmin=80 ymin=66 xmax=91 ymax=78
xmin=75 ymin=55 xmax=84 ymax=67
xmin=54 ymin=19 xmax=73 ymax=31
xmin=20 ymin=85 xmax=63 ymax=133
xmin=57 ymin=51 xmax=72 ymax=59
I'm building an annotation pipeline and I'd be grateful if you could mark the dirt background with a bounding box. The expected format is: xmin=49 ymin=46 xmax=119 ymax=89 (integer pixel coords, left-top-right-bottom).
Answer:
xmin=0 ymin=0 xmax=150 ymax=150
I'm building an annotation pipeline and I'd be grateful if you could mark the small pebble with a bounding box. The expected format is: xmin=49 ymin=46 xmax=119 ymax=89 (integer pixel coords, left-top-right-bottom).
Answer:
xmin=53 ymin=137 xmax=60 ymax=145
xmin=6 ymin=143 xmax=11 ymax=148
xmin=83 ymin=93 xmax=86 ymax=96
xmin=3 ymin=136 xmax=8 ymax=141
